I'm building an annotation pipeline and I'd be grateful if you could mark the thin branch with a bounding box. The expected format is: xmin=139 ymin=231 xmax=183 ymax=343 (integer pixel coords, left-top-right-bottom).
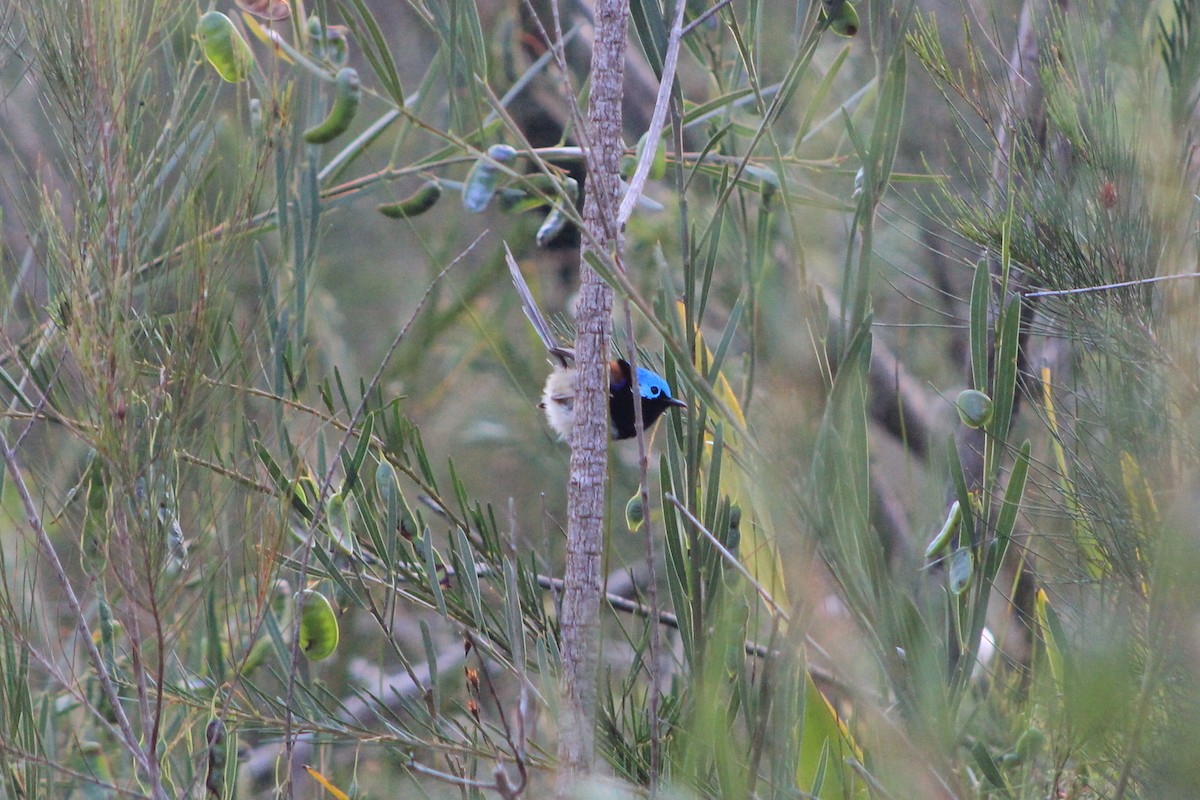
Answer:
xmin=663 ymin=493 xmax=789 ymax=620
xmin=616 ymin=0 xmax=686 ymax=226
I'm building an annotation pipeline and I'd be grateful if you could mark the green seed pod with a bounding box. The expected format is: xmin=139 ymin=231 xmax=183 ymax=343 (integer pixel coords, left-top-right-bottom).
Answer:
xmin=462 ymin=144 xmax=518 ymax=212
xmin=948 ymin=545 xmax=974 ymax=595
xmin=249 ymin=97 xmax=263 ymax=136
xmin=297 ymin=590 xmax=339 ymax=661
xmin=239 ymin=635 xmax=272 ymax=676
xmin=303 ymin=67 xmax=361 ymax=144
xmin=306 ymin=16 xmax=349 ymax=66
xmin=635 ymin=131 xmax=668 ymax=181
xmin=625 ymin=494 xmax=645 ymax=532
xmin=619 ymin=154 xmax=636 ymax=179
xmin=728 ymin=504 xmax=742 ymax=530
xmin=378 ymin=180 xmax=443 ymax=218
xmin=197 ymin=11 xmax=255 ymax=83
xmin=1014 ymin=726 xmax=1045 ymax=762
xmin=536 ymin=205 xmax=569 ymax=247
xmin=325 ymin=491 xmax=359 ymax=559
xmin=924 ymin=500 xmax=961 ymax=560
xmin=206 ymin=718 xmax=227 ymax=797
xmin=956 ymin=389 xmax=994 ymax=428
xmin=325 ymin=27 xmax=349 ymax=67
xmin=823 ymin=0 xmax=860 ymax=37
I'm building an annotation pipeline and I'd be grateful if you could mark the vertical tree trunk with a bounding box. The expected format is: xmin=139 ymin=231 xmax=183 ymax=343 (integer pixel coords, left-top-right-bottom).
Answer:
xmin=556 ymin=0 xmax=629 ymax=789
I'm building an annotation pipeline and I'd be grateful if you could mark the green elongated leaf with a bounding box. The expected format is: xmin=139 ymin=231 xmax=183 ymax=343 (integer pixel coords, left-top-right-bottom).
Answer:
xmin=869 ymin=52 xmax=907 ymax=193
xmin=629 ymin=0 xmax=668 ymax=75
xmin=971 ymin=741 xmax=1012 ymax=796
xmin=989 ymin=440 xmax=1031 ymax=575
xmin=661 ymin=458 xmax=694 ymax=661
xmin=421 ymin=534 xmax=448 ymax=617
xmin=452 ymin=526 xmax=484 ymax=628
xmin=503 ymin=558 xmax=524 ymax=669
xmin=702 ymin=424 xmax=725 ymax=535
xmin=794 ymin=45 xmax=851 ymax=150
xmin=419 ymin=620 xmax=440 ymax=716
xmin=340 ymin=413 xmax=372 ymax=493
xmin=969 ymin=259 xmax=989 ymax=393
xmin=682 ymin=87 xmax=756 ymax=125
xmin=989 ymin=296 xmax=1021 ymax=446
xmin=461 ymin=0 xmax=489 ymax=83
xmin=336 ymin=0 xmax=405 ymax=107
xmin=946 ymin=435 xmax=975 ymax=544
xmin=206 ymin=586 xmax=225 ymax=685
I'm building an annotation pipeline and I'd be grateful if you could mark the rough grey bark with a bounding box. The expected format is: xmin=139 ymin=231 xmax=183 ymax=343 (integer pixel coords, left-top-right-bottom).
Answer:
xmin=556 ymin=0 xmax=629 ymax=788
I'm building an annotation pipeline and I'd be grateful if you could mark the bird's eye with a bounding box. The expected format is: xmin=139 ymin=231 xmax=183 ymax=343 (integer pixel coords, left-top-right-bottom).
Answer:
xmin=649 ymin=386 xmax=661 ymax=397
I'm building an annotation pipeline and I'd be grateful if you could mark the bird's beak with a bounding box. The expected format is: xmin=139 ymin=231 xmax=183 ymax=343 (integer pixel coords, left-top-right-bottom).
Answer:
xmin=666 ymin=397 xmax=688 ymax=408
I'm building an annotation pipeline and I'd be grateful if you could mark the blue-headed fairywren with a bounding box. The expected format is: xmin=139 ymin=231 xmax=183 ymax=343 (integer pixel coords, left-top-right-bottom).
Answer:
xmin=506 ymin=248 xmax=686 ymax=441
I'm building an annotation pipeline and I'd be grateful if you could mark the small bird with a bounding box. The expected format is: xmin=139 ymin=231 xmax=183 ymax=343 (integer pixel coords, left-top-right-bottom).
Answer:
xmin=540 ymin=357 xmax=687 ymax=440
xmin=506 ymin=247 xmax=686 ymax=441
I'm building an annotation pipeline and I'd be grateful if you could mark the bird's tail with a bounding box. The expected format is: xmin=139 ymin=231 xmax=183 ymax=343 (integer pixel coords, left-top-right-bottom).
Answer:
xmin=504 ymin=245 xmax=573 ymax=365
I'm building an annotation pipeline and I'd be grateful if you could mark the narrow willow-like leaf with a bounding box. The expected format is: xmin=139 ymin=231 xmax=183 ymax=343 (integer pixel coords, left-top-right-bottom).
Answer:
xmin=421 ymin=534 xmax=448 ymax=618
xmin=452 ymin=526 xmax=484 ymax=629
xmin=340 ymin=413 xmax=372 ymax=493
xmin=989 ymin=296 xmax=1021 ymax=448
xmin=419 ymin=619 xmax=440 ymax=716
xmin=989 ymin=439 xmax=1031 ymax=575
xmin=969 ymin=258 xmax=989 ymax=393
xmin=336 ymin=0 xmax=405 ymax=107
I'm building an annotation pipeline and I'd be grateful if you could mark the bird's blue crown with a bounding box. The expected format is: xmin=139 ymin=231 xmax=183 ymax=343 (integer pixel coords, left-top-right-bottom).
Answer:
xmin=635 ymin=366 xmax=674 ymax=401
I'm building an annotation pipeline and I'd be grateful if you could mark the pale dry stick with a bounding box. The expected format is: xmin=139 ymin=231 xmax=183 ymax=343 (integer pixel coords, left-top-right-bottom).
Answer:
xmin=681 ymin=0 xmax=736 ymax=36
xmin=1023 ymin=272 xmax=1200 ymax=298
xmin=663 ymin=493 xmax=790 ymax=621
xmin=615 ymin=284 xmax=664 ymax=789
xmin=280 ymin=237 xmax=482 ymax=797
xmin=616 ymin=0 xmax=686 ymax=226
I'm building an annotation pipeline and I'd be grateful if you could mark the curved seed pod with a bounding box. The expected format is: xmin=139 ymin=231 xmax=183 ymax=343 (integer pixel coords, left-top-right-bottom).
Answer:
xmin=625 ymin=494 xmax=645 ymax=532
xmin=324 ymin=26 xmax=349 ymax=66
xmin=726 ymin=503 xmax=742 ymax=551
xmin=497 ymin=173 xmax=569 ymax=212
xmin=249 ymin=97 xmax=263 ymax=135
xmin=306 ymin=16 xmax=349 ymax=65
xmin=956 ymin=389 xmax=994 ymax=428
xmin=297 ymin=590 xmax=339 ymax=661
xmin=378 ymin=180 xmax=443 ymax=218
xmin=536 ymin=205 xmax=569 ymax=247
xmin=948 ymin=545 xmax=974 ymax=595
xmin=462 ymin=144 xmax=518 ymax=212
xmin=1015 ymin=727 xmax=1045 ymax=762
xmin=198 ymin=11 xmax=255 ymax=83
xmin=924 ymin=500 xmax=961 ymax=560
xmin=821 ymin=0 xmax=860 ymax=37
xmin=303 ymin=67 xmax=362 ymax=144
xmin=325 ymin=492 xmax=357 ymax=558
xmin=239 ymin=636 xmax=272 ymax=676
xmin=206 ymin=719 xmax=227 ymax=797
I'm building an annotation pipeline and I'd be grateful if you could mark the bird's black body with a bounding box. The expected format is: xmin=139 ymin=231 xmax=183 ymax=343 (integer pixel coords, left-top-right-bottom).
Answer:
xmin=607 ymin=359 xmax=686 ymax=440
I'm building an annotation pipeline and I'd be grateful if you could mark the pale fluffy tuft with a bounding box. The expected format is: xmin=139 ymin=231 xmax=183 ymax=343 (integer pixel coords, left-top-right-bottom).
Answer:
xmin=540 ymin=366 xmax=576 ymax=440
